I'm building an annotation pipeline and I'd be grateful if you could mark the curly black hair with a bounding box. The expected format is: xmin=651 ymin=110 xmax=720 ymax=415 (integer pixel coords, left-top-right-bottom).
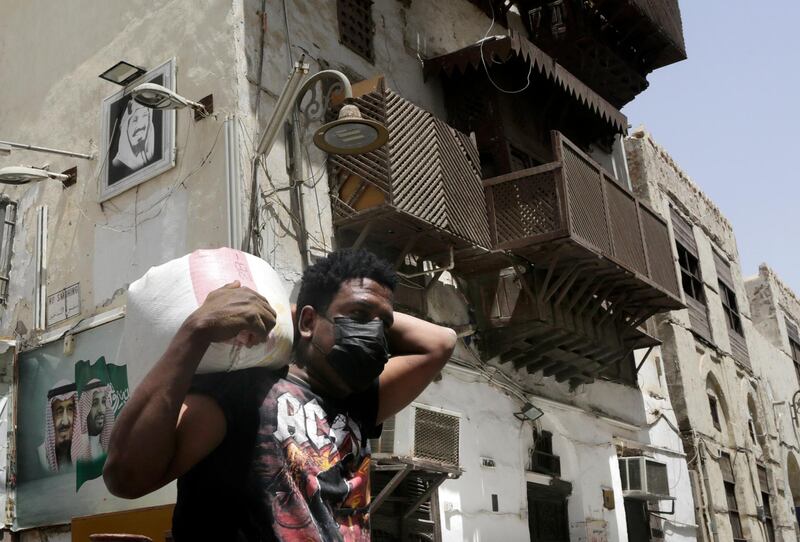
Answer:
xmin=295 ymin=248 xmax=397 ymax=317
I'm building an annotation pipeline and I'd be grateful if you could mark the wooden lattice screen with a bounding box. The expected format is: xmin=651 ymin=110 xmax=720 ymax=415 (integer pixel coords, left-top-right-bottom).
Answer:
xmin=329 ymin=79 xmax=493 ymax=253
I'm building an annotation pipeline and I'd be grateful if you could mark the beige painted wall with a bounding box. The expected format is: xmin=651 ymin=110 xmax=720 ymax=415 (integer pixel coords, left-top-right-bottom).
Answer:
xmin=0 ymin=0 xmax=243 ymax=337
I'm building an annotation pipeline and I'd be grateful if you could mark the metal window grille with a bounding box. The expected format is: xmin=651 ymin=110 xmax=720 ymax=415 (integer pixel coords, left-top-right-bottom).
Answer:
xmin=413 ymin=407 xmax=459 ymax=466
xmin=337 ymin=0 xmax=375 ymax=63
xmin=645 ymin=460 xmax=669 ymax=496
xmin=0 ymin=200 xmax=17 ymax=303
xmin=530 ymin=430 xmax=561 ymax=476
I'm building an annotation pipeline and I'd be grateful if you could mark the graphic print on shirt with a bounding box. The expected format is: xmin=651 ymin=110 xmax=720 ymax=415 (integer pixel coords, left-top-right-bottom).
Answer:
xmin=253 ymin=381 xmax=372 ymax=542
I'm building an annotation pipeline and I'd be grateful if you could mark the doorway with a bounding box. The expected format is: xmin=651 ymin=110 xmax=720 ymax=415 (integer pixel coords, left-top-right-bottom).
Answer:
xmin=527 ymin=482 xmax=570 ymax=542
xmin=624 ymin=498 xmax=651 ymax=541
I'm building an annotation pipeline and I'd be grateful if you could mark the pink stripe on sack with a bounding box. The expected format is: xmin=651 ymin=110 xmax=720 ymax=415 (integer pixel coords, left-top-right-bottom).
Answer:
xmin=189 ymin=248 xmax=257 ymax=306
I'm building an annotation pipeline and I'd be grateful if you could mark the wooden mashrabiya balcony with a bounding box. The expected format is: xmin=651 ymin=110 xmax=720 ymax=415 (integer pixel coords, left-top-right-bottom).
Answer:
xmin=484 ymin=130 xmax=683 ymax=317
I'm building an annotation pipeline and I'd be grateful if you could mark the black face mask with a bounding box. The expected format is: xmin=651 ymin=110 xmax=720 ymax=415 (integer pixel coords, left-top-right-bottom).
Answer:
xmin=318 ymin=316 xmax=390 ymax=392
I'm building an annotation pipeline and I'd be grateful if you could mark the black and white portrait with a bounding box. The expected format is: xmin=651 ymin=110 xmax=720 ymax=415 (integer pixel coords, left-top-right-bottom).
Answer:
xmin=100 ymin=59 xmax=175 ymax=201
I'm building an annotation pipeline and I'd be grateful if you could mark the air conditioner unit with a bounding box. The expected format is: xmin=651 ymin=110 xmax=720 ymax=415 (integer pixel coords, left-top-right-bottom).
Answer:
xmin=619 ymin=457 xmax=672 ymax=501
xmin=369 ymin=404 xmax=461 ymax=468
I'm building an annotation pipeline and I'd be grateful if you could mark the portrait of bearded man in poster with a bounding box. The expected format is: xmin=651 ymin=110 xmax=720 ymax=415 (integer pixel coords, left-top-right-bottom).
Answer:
xmin=111 ymin=99 xmax=156 ymax=175
xmin=38 ymin=380 xmax=78 ymax=473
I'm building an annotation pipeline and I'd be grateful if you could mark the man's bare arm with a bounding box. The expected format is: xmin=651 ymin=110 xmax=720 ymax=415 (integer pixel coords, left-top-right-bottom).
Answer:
xmin=376 ymin=313 xmax=456 ymax=423
xmin=104 ymin=282 xmax=276 ymax=498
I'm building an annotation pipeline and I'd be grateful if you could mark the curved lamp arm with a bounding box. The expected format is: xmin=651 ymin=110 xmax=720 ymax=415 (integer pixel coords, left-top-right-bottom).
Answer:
xmin=293 ymin=69 xmax=353 ymax=110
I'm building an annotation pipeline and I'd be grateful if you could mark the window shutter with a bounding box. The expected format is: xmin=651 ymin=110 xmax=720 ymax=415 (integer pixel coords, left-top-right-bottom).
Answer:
xmin=720 ymin=454 xmax=735 ymax=483
xmin=670 ymin=207 xmax=696 ymax=252
xmin=713 ymin=250 xmax=734 ymax=287
xmin=786 ymin=318 xmax=800 ymax=344
xmin=758 ymin=464 xmax=769 ymax=493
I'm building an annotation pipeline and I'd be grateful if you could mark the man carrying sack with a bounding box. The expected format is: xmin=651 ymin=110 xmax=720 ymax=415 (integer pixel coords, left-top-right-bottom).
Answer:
xmin=104 ymin=249 xmax=457 ymax=541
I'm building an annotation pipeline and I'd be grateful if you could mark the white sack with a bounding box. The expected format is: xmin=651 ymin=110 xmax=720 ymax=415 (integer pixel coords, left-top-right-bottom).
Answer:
xmin=122 ymin=248 xmax=293 ymax=374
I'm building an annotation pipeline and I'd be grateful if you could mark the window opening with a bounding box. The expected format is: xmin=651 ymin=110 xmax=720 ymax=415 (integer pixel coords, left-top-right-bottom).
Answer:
xmin=530 ymin=429 xmax=561 ymax=476
xmin=708 ymin=394 xmax=721 ymax=431
xmin=337 ymin=0 xmax=375 ymax=63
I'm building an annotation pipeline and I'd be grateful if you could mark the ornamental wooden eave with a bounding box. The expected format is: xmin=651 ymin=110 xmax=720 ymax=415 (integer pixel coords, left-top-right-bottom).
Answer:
xmin=423 ymin=31 xmax=628 ymax=134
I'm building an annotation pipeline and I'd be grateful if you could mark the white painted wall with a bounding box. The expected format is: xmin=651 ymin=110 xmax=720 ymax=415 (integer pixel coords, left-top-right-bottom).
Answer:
xmin=401 ymin=364 xmax=688 ymax=542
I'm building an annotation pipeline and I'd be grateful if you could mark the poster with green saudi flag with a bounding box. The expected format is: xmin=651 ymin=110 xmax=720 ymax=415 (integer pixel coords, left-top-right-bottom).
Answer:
xmin=74 ymin=356 xmax=129 ymax=490
xmin=15 ymin=317 xmax=176 ymax=530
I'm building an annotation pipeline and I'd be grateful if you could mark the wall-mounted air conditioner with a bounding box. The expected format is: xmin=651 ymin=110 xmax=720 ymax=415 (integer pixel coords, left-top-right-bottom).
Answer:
xmin=370 ymin=403 xmax=461 ymax=468
xmin=619 ymin=457 xmax=672 ymax=500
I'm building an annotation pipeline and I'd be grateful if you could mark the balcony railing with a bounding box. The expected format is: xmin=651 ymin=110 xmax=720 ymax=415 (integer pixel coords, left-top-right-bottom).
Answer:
xmin=484 ymin=131 xmax=682 ymax=315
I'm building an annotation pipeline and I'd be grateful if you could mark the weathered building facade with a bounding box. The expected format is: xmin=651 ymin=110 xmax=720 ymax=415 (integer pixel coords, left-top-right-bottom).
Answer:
xmin=626 ymin=129 xmax=800 ymax=542
xmin=0 ymin=0 xmax=699 ymax=541
xmin=745 ymin=265 xmax=800 ymax=540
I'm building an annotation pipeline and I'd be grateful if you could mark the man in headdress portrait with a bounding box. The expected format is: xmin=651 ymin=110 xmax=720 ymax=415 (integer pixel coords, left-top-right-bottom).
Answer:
xmin=112 ymin=98 xmax=155 ymax=173
xmin=39 ymin=380 xmax=77 ymax=472
xmin=75 ymin=379 xmax=115 ymax=461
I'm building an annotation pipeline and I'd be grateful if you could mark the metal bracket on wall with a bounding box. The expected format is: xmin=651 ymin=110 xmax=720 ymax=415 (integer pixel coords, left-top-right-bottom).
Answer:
xmin=370 ymin=464 xmax=412 ymax=514
xmin=634 ymin=346 xmax=655 ymax=374
xmin=397 ymin=246 xmax=454 ymax=280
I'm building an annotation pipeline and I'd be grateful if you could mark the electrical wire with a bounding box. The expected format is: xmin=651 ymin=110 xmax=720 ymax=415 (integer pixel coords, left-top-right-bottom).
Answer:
xmin=77 ymin=116 xmax=224 ymax=235
xmin=282 ymin=0 xmax=294 ymax=67
xmin=479 ymin=2 xmax=533 ymax=95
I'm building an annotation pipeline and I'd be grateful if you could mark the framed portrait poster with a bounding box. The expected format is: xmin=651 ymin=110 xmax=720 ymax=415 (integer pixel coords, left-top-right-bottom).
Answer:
xmin=99 ymin=58 xmax=176 ymax=201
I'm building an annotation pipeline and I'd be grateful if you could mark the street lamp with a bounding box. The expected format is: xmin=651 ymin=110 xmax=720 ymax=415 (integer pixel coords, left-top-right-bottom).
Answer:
xmin=255 ymin=58 xmax=389 ymax=158
xmin=0 ymin=140 xmax=93 ymax=160
xmin=130 ymin=83 xmax=212 ymax=120
xmin=244 ymin=58 xmax=390 ymax=260
xmin=0 ymin=166 xmax=77 ymax=187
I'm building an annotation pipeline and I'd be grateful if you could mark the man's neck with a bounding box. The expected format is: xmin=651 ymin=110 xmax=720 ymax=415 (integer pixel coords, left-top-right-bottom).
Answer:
xmin=288 ymin=365 xmax=346 ymax=400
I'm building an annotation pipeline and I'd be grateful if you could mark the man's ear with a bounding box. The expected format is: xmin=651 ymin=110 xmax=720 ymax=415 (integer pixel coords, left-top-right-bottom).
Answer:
xmin=297 ymin=305 xmax=317 ymax=339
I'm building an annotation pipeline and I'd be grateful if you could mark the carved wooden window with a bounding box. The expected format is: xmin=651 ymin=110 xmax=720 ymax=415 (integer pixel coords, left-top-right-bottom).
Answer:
xmin=791 ymin=340 xmax=800 ymax=383
xmin=787 ymin=319 xmax=800 ymax=384
xmin=548 ymin=1 xmax=567 ymax=36
xmin=337 ymin=0 xmax=375 ymax=63
xmin=671 ymin=207 xmax=712 ymax=342
xmin=758 ymin=464 xmax=775 ymax=542
xmin=719 ymin=281 xmax=743 ymax=335
xmin=720 ymin=453 xmax=745 ymax=542
xmin=677 ymin=244 xmax=704 ymax=303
